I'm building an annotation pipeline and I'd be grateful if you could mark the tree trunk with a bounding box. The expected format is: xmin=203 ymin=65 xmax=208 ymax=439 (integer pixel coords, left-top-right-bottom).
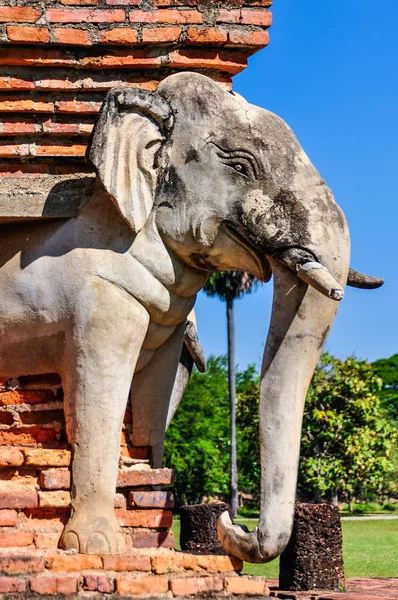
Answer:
xmin=227 ymin=297 xmax=238 ymax=518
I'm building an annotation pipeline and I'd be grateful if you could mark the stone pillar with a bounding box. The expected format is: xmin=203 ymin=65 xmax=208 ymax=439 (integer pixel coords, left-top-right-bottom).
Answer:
xmin=279 ymin=503 xmax=345 ymax=592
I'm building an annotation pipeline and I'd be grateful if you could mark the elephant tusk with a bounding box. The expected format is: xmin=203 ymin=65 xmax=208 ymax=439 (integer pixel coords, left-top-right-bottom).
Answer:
xmin=296 ymin=262 xmax=344 ymax=301
xmin=272 ymin=248 xmax=344 ymax=301
xmin=347 ymin=268 xmax=384 ymax=289
xmin=184 ymin=320 xmax=206 ymax=373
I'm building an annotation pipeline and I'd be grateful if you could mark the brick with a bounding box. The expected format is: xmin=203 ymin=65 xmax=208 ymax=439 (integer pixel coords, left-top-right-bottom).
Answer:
xmin=0 ymin=77 xmax=34 ymax=91
xmin=170 ymin=575 xmax=223 ymax=596
xmin=130 ymin=530 xmax=175 ymax=549
xmin=98 ymin=575 xmax=114 ymax=593
xmin=0 ymin=577 xmax=26 ymax=593
xmin=30 ymin=576 xmax=78 ymax=595
xmin=0 ymin=390 xmax=56 ymax=405
xmin=7 ymin=26 xmax=49 ymax=44
xmin=0 ymin=410 xmax=14 ymax=425
xmin=106 ymin=0 xmax=140 ymax=4
xmin=0 ymin=119 xmax=36 ymax=135
xmin=42 ymin=120 xmax=92 ymax=135
xmin=116 ymin=509 xmax=173 ymax=528
xmin=168 ymin=49 xmax=247 ymax=75
xmin=0 ymin=532 xmax=34 ymax=548
xmin=142 ymin=26 xmax=181 ymax=43
xmin=116 ymin=574 xmax=168 ymax=595
xmin=130 ymin=9 xmax=202 ymax=24
xmin=0 ymin=491 xmax=38 ymax=510
xmin=34 ymin=143 xmax=87 ymax=157
xmin=0 ymin=99 xmax=54 ymax=113
xmin=61 ymin=0 xmax=99 ymax=4
xmin=45 ymin=554 xmax=102 ymax=571
xmin=129 ymin=491 xmax=175 ymax=509
xmin=0 ymin=163 xmax=49 ymax=176
xmin=84 ymin=574 xmax=114 ymax=592
xmin=23 ymin=449 xmax=71 ymax=467
xmin=102 ymin=555 xmax=151 ymax=571
xmin=0 ymin=143 xmax=28 ymax=158
xmin=228 ymin=29 xmax=270 ymax=47
xmin=47 ymin=8 xmax=125 ymax=23
xmin=100 ymin=27 xmax=138 ymax=45
xmin=152 ymin=553 xmax=242 ymax=575
xmin=0 ymin=447 xmax=24 ymax=467
xmin=38 ymin=491 xmax=71 ymax=508
xmin=186 ymin=27 xmax=227 ymax=45
xmin=39 ymin=468 xmax=71 ymax=490
xmin=53 ymin=28 xmax=91 ymax=45
xmin=34 ymin=532 xmax=60 ymax=550
xmin=36 ymin=78 xmax=81 ymax=90
xmin=56 ymin=99 xmax=102 ymax=113
xmin=217 ymin=8 xmax=273 ymax=27
xmin=224 ymin=575 xmax=269 ymax=594
xmin=20 ymin=508 xmax=69 ymax=532
xmin=0 ymin=428 xmax=60 ymax=446
xmin=0 ymin=7 xmax=40 ymax=23
xmin=20 ymin=409 xmax=64 ymax=425
xmin=0 ymin=555 xmax=44 ymax=574
xmin=0 ymin=510 xmax=17 ymax=527
xmin=0 ymin=473 xmax=38 ymax=493
xmin=80 ymin=51 xmax=162 ymax=69
xmin=125 ymin=446 xmax=151 ymax=460
xmin=117 ymin=468 xmax=173 ymax=487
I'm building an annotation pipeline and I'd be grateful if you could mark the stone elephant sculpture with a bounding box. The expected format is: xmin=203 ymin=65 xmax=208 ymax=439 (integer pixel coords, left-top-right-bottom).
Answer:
xmin=0 ymin=72 xmax=382 ymax=560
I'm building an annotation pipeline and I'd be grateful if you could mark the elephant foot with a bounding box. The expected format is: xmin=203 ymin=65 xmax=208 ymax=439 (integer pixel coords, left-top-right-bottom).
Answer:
xmin=60 ymin=507 xmax=126 ymax=555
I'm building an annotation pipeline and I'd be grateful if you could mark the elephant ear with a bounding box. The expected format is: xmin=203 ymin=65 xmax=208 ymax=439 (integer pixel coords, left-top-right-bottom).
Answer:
xmin=87 ymin=87 xmax=173 ymax=233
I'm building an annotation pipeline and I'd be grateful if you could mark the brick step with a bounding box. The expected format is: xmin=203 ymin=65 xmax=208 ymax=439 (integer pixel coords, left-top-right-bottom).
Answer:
xmin=0 ymin=549 xmax=260 ymax=597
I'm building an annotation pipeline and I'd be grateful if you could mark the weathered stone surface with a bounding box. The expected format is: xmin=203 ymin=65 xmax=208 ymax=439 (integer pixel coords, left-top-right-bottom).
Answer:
xmin=279 ymin=503 xmax=345 ymax=592
xmin=0 ymin=175 xmax=95 ymax=221
xmin=180 ymin=503 xmax=232 ymax=554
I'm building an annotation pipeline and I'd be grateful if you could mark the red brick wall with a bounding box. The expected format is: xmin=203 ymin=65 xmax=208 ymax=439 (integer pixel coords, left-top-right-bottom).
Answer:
xmin=0 ymin=375 xmax=175 ymax=550
xmin=0 ymin=0 xmax=272 ymax=176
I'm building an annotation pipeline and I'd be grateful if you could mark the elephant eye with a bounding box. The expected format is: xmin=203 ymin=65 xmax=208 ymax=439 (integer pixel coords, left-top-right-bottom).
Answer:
xmin=226 ymin=158 xmax=254 ymax=180
xmin=210 ymin=143 xmax=258 ymax=181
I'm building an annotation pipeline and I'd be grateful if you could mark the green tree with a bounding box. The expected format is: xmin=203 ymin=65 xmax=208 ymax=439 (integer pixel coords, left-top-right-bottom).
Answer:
xmin=372 ymin=354 xmax=398 ymax=423
xmin=164 ymin=356 xmax=230 ymax=506
xmin=203 ymin=272 xmax=258 ymax=516
xmin=236 ymin=366 xmax=261 ymax=503
xmin=299 ymin=354 xmax=397 ymax=507
xmin=164 ymin=356 xmax=260 ymax=507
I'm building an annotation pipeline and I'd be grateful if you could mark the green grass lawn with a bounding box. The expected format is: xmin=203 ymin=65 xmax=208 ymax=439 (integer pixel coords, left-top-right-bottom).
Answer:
xmin=172 ymin=518 xmax=398 ymax=579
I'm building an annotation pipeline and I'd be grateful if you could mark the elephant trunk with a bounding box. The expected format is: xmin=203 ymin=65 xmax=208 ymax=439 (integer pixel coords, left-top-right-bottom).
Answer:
xmin=218 ymin=223 xmax=350 ymax=562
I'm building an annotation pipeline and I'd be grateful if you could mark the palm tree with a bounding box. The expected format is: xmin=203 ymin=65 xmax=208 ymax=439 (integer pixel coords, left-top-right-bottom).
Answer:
xmin=203 ymin=271 xmax=258 ymax=517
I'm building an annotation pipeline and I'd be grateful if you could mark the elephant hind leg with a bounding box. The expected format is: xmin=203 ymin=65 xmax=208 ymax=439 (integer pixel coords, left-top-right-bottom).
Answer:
xmin=60 ymin=280 xmax=149 ymax=554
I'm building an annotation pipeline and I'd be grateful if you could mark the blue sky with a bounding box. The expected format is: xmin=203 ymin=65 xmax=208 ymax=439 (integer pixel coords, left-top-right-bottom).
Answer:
xmin=195 ymin=0 xmax=398 ymax=369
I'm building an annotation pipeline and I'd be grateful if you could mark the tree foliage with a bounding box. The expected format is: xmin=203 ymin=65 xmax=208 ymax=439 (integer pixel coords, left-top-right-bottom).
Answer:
xmin=372 ymin=353 xmax=398 ymax=423
xmin=164 ymin=356 xmax=230 ymax=506
xmin=164 ymin=352 xmax=397 ymax=508
xmin=203 ymin=271 xmax=257 ymax=301
xmin=163 ymin=356 xmax=259 ymax=506
xmin=299 ymin=354 xmax=397 ymax=503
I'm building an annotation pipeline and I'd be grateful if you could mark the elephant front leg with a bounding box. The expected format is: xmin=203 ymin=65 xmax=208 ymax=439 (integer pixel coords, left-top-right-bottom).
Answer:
xmin=60 ymin=281 xmax=149 ymax=554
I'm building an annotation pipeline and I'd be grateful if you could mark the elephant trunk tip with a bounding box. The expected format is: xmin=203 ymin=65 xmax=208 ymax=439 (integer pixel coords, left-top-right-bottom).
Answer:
xmin=217 ymin=511 xmax=286 ymax=564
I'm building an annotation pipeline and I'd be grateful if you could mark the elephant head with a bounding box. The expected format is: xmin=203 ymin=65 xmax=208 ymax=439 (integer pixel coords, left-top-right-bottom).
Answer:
xmin=87 ymin=73 xmax=382 ymax=563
